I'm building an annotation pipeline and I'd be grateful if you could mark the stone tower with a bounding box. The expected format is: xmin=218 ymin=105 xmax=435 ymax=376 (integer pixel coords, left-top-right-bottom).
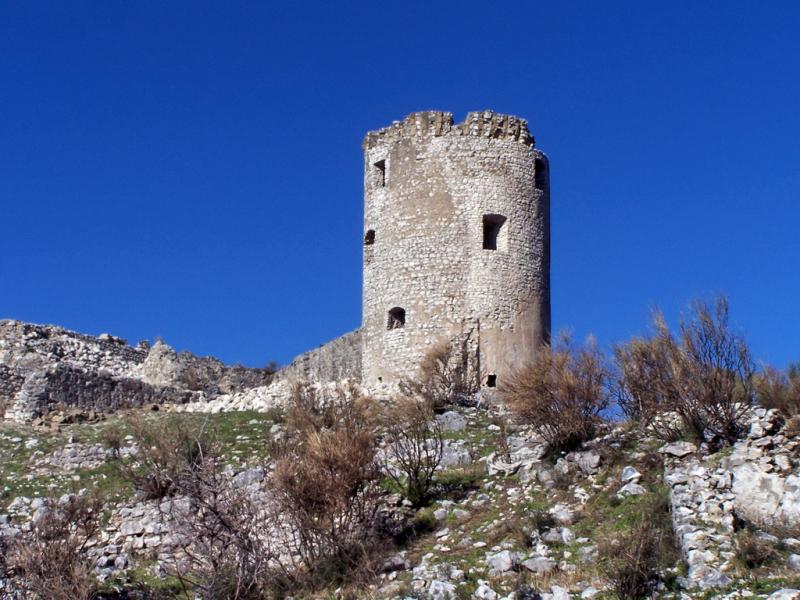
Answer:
xmin=361 ymin=110 xmax=550 ymax=387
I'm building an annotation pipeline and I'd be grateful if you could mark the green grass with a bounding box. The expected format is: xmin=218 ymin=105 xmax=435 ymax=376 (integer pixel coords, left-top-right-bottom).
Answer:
xmin=0 ymin=409 xmax=284 ymax=511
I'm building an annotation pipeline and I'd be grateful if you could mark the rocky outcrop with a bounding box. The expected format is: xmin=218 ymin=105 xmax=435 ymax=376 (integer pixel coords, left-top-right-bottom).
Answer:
xmin=726 ymin=408 xmax=800 ymax=529
xmin=662 ymin=407 xmax=800 ymax=590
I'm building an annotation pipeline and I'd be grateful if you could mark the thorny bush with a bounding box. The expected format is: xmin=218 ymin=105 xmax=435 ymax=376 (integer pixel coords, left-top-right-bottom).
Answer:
xmin=755 ymin=364 xmax=800 ymax=418
xmin=598 ymin=495 xmax=677 ymax=600
xmin=158 ymin=431 xmax=292 ymax=600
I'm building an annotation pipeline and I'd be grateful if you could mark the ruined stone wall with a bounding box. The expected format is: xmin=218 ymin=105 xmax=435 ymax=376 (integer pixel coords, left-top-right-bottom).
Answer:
xmin=361 ymin=111 xmax=550 ymax=385
xmin=0 ymin=320 xmax=272 ymax=421
xmin=4 ymin=363 xmax=196 ymax=421
xmin=0 ymin=365 xmax=25 ymax=413
xmin=278 ymin=329 xmax=362 ymax=383
xmin=0 ymin=319 xmax=146 ymax=378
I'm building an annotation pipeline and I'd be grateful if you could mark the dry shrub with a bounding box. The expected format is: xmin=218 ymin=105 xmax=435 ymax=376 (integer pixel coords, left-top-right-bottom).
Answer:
xmin=101 ymin=422 xmax=125 ymax=459
xmin=755 ymin=365 xmax=800 ymax=417
xmin=735 ymin=530 xmax=781 ymax=570
xmin=4 ymin=494 xmax=102 ymax=600
xmin=117 ymin=416 xmax=288 ymax=598
xmin=676 ymin=297 xmax=755 ymax=441
xmin=118 ymin=414 xmax=208 ymax=500
xmin=598 ymin=494 xmax=676 ymax=600
xmin=161 ymin=439 xmax=291 ymax=600
xmin=272 ymin=382 xmax=384 ymax=588
xmin=616 ymin=297 xmax=755 ymax=444
xmin=599 ymin=519 xmax=667 ymax=600
xmin=401 ymin=339 xmax=479 ymax=410
xmin=615 ymin=333 xmax=682 ymax=440
xmin=380 ymin=396 xmax=443 ymax=506
xmin=501 ymin=335 xmax=611 ymax=453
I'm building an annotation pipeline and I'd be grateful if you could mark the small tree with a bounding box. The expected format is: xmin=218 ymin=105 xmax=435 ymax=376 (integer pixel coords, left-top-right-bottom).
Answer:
xmin=381 ymin=396 xmax=444 ymax=506
xmin=501 ymin=335 xmax=611 ymax=453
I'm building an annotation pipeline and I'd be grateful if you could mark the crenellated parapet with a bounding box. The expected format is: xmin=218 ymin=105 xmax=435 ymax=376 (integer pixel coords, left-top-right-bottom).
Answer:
xmin=362 ymin=110 xmax=534 ymax=150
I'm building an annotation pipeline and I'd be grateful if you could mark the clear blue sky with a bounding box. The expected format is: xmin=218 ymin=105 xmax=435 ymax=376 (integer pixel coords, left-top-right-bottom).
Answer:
xmin=1 ymin=2 xmax=798 ymax=369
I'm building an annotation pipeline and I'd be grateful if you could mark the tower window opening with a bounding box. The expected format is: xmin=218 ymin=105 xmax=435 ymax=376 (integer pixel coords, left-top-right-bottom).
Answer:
xmin=486 ymin=374 xmax=497 ymax=388
xmin=482 ymin=214 xmax=507 ymax=250
xmin=387 ymin=307 xmax=405 ymax=329
xmin=534 ymin=158 xmax=547 ymax=191
xmin=374 ymin=159 xmax=386 ymax=187
xmin=364 ymin=229 xmax=375 ymax=245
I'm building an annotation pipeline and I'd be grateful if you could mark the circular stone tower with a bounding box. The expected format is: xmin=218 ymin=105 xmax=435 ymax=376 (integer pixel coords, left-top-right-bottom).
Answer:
xmin=361 ymin=110 xmax=550 ymax=387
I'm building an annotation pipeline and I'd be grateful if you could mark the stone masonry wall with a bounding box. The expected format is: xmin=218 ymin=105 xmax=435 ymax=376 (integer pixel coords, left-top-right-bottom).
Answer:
xmin=4 ymin=363 xmax=196 ymax=421
xmin=278 ymin=329 xmax=362 ymax=383
xmin=361 ymin=111 xmax=550 ymax=385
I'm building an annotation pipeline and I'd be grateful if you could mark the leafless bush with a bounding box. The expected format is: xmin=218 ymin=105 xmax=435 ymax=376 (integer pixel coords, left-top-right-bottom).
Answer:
xmin=380 ymin=396 xmax=443 ymax=506
xmin=501 ymin=335 xmax=611 ymax=453
xmin=401 ymin=339 xmax=479 ymax=410
xmin=674 ymin=297 xmax=755 ymax=442
xmin=492 ymin=416 xmax=512 ymax=462
xmin=599 ymin=519 xmax=669 ymax=600
xmin=755 ymin=365 xmax=800 ymax=417
xmin=161 ymin=439 xmax=292 ymax=599
xmin=4 ymin=494 xmax=102 ymax=600
xmin=734 ymin=530 xmax=781 ymax=570
xmin=615 ymin=297 xmax=755 ymax=444
xmin=272 ymin=382 xmax=384 ymax=587
xmin=614 ymin=333 xmax=683 ymax=440
xmin=117 ymin=414 xmax=208 ymax=500
xmin=101 ymin=422 xmax=125 ymax=459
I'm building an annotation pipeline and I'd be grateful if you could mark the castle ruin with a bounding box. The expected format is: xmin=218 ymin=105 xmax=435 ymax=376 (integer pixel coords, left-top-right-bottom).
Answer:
xmin=284 ymin=110 xmax=551 ymax=389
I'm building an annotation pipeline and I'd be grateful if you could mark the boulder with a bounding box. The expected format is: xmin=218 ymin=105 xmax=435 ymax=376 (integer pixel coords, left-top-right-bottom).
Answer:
xmin=732 ymin=462 xmax=800 ymax=528
xmin=618 ymin=482 xmax=647 ymax=496
xmin=660 ymin=441 xmax=697 ymax=457
xmin=427 ymin=580 xmax=457 ymax=600
xmin=521 ymin=556 xmax=556 ymax=575
xmin=474 ymin=581 xmax=499 ymax=600
xmin=485 ymin=550 xmax=520 ymax=575
xmin=620 ymin=466 xmax=641 ymax=483
xmin=766 ymin=591 xmax=800 ymax=600
xmin=436 ymin=411 xmax=468 ymax=432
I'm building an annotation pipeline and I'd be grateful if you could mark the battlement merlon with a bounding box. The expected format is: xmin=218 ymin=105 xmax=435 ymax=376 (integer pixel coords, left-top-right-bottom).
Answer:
xmin=362 ymin=110 xmax=535 ymax=150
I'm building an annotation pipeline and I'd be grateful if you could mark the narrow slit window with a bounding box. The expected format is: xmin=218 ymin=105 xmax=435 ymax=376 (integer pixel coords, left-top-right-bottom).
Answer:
xmin=387 ymin=307 xmax=405 ymax=329
xmin=364 ymin=229 xmax=375 ymax=245
xmin=486 ymin=374 xmax=497 ymax=388
xmin=534 ymin=158 xmax=547 ymax=191
xmin=482 ymin=214 xmax=507 ymax=250
xmin=374 ymin=159 xmax=386 ymax=187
